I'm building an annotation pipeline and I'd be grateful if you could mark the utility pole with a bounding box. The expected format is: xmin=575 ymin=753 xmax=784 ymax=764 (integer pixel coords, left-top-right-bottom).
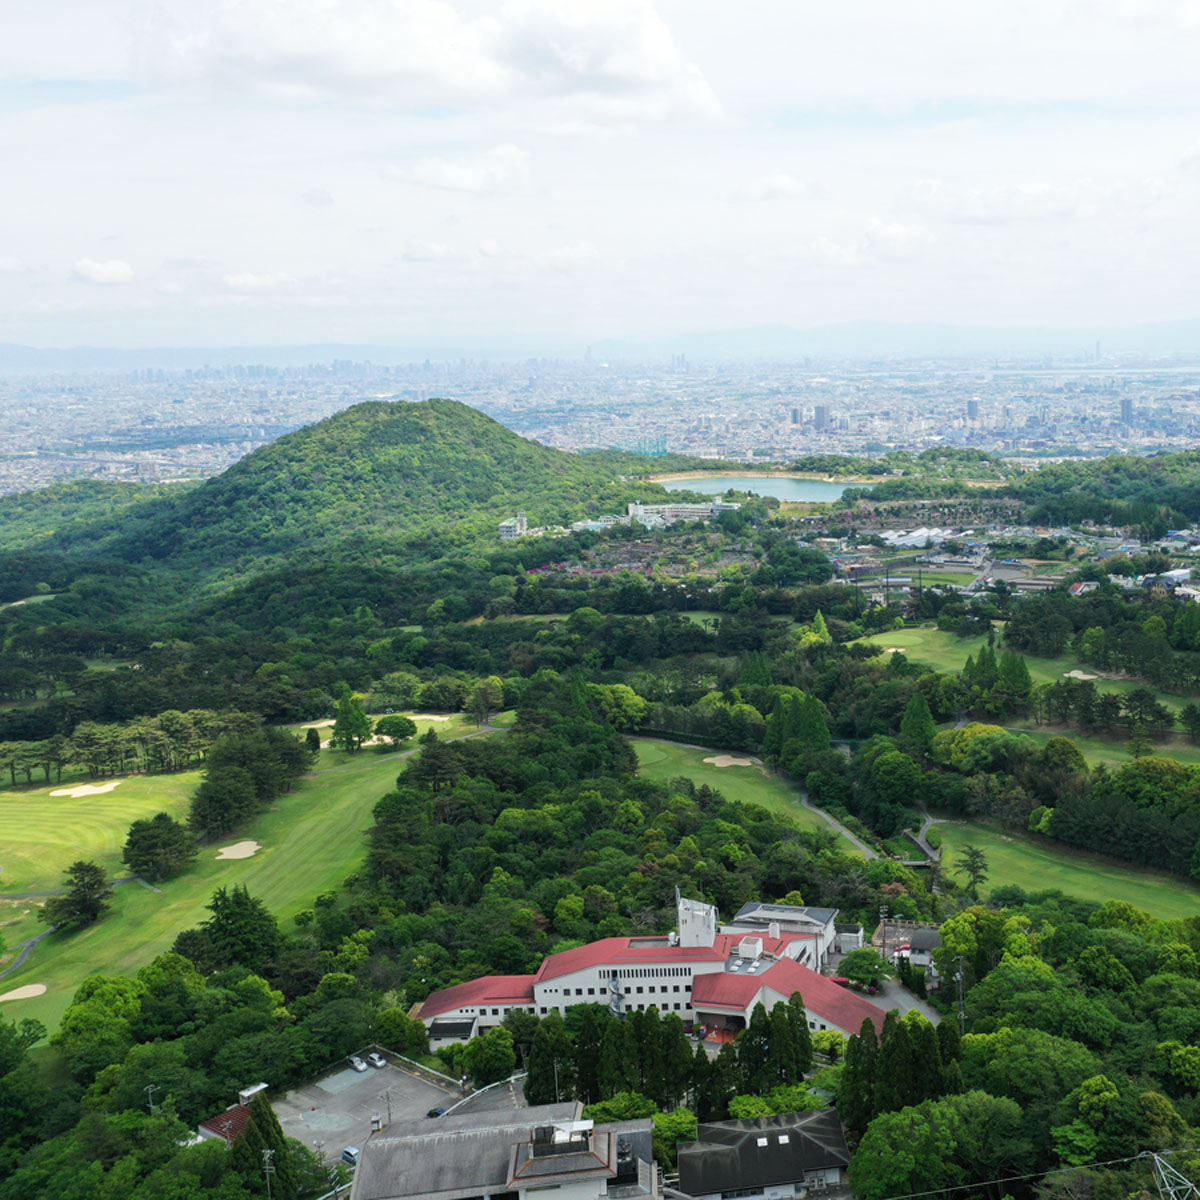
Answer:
xmin=144 ymin=1083 xmax=160 ymax=1116
xmin=262 ymin=1148 xmax=275 ymax=1200
xmin=385 ymin=1088 xmax=392 ymax=1124
xmin=879 ymin=904 xmax=888 ymax=963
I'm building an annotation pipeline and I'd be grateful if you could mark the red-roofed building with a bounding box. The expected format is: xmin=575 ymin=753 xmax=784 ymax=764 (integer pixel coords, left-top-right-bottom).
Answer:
xmin=198 ymin=1103 xmax=252 ymax=1144
xmin=418 ymin=893 xmax=885 ymax=1046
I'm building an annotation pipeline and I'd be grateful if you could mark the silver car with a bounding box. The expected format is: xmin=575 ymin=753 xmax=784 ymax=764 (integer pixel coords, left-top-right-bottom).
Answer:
xmin=348 ymin=1056 xmax=368 ymax=1073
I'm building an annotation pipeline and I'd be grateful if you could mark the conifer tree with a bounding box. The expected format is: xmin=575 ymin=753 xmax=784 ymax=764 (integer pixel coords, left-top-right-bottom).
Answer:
xmin=661 ymin=1015 xmax=695 ymax=1108
xmin=936 ymin=1019 xmax=962 ymax=1064
xmin=738 ymin=1003 xmax=774 ymax=1094
xmin=905 ymin=1015 xmax=945 ymax=1104
xmin=248 ymin=1094 xmax=298 ymax=1200
xmin=769 ymin=1004 xmax=798 ymax=1085
xmin=837 ymin=1017 xmax=879 ymax=1136
xmin=874 ymin=1016 xmax=917 ymax=1115
xmin=574 ymin=1006 xmax=608 ymax=1104
xmin=899 ymin=692 xmax=936 ymax=757
xmin=598 ymin=1019 xmax=638 ymax=1099
xmin=525 ymin=1013 xmax=574 ymax=1104
xmin=786 ymin=991 xmax=814 ymax=1075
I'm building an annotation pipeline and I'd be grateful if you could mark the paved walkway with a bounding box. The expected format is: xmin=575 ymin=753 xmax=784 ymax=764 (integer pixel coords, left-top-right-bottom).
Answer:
xmin=0 ymin=929 xmax=56 ymax=981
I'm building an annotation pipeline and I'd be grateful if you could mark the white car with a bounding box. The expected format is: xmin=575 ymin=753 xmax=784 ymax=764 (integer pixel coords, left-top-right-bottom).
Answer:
xmin=348 ymin=1056 xmax=368 ymax=1073
xmin=367 ymin=1052 xmax=387 ymax=1069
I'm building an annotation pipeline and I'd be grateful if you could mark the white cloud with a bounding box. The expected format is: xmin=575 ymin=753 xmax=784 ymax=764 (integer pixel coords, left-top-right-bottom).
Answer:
xmin=0 ymin=257 xmax=27 ymax=272
xmin=134 ymin=0 xmax=719 ymax=121
xmin=72 ymin=257 xmax=134 ymax=284
xmin=406 ymin=144 xmax=530 ymax=193
xmin=740 ymin=171 xmax=809 ymax=201
xmin=223 ymin=271 xmax=296 ymax=292
xmin=1180 ymin=141 xmax=1200 ymax=172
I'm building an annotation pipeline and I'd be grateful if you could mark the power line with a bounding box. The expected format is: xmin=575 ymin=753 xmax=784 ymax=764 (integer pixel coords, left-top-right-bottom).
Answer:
xmin=880 ymin=1149 xmax=1200 ymax=1200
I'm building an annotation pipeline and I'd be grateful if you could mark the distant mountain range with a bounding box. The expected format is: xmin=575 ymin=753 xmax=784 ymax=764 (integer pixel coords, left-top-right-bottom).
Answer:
xmin=2 ymin=319 xmax=1200 ymax=370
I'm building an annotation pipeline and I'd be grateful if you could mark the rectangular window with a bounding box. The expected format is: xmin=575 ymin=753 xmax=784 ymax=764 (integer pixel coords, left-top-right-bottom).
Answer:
xmin=588 ymin=988 xmax=595 ymax=996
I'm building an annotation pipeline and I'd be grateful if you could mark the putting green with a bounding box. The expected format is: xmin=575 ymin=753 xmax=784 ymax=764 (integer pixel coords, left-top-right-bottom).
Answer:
xmin=632 ymin=738 xmax=856 ymax=846
xmin=0 ymin=772 xmax=201 ymax=894
xmin=937 ymin=820 xmax=1200 ymax=921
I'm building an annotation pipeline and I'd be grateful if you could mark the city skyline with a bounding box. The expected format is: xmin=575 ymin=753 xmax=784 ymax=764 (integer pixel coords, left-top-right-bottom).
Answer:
xmin=5 ymin=2 xmax=1200 ymax=347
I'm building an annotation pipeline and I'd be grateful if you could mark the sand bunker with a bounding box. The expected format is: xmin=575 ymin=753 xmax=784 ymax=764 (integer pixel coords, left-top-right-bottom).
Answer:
xmin=0 ymin=984 xmax=47 ymax=1002
xmin=215 ymin=840 xmax=261 ymax=860
xmin=703 ymin=755 xmax=754 ymax=768
xmin=421 ymin=714 xmax=451 ymax=721
xmin=1063 ymin=669 xmax=1098 ymax=681
xmin=50 ymin=780 xmax=125 ymax=798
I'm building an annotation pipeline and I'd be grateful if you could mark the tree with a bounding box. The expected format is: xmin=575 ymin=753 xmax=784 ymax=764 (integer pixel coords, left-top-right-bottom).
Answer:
xmin=874 ymin=1015 xmax=917 ymax=1114
xmin=956 ymin=845 xmax=989 ymax=899
xmin=201 ymin=885 xmax=280 ymax=972
xmin=738 ymin=1003 xmax=774 ymax=1094
xmin=467 ymin=676 xmax=505 ymax=726
xmin=330 ymin=695 xmax=372 ymax=752
xmin=525 ymin=1013 xmax=574 ymax=1104
xmin=373 ymin=714 xmax=417 ymax=747
xmin=122 ymin=812 xmax=196 ymax=882
xmin=304 ymin=726 xmax=322 ymax=757
xmin=41 ymin=860 xmax=111 ymax=930
xmin=839 ymin=949 xmax=891 ymax=989
xmin=837 ymin=1017 xmax=879 ymax=1136
xmin=375 ymin=1008 xmax=428 ymax=1055
xmin=462 ymin=1027 xmax=516 ymax=1086
xmin=899 ymin=692 xmax=936 ymax=757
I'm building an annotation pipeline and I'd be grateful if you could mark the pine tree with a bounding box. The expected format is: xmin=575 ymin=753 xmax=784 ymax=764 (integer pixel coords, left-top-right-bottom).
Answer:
xmin=874 ymin=1017 xmax=917 ymax=1114
xmin=574 ymin=1007 xmax=608 ymax=1104
xmin=660 ymin=1015 xmax=695 ymax=1108
xmin=738 ymin=1003 xmax=774 ymax=1094
xmin=811 ymin=610 xmax=832 ymax=643
xmin=905 ymin=1015 xmax=944 ymax=1105
xmin=961 ymin=653 xmax=977 ymax=688
xmin=796 ymin=694 xmax=832 ymax=756
xmin=769 ymin=1004 xmax=798 ymax=1085
xmin=598 ymin=1020 xmax=638 ymax=1099
xmin=975 ymin=643 xmax=999 ymax=689
xmin=786 ymin=991 xmax=814 ymax=1075
xmin=936 ymin=1019 xmax=962 ymax=1064
xmin=248 ymin=1094 xmax=298 ymax=1200
xmin=525 ymin=1017 xmax=574 ymax=1105
xmin=836 ymin=1018 xmax=878 ymax=1136
xmin=899 ymin=692 xmax=936 ymax=757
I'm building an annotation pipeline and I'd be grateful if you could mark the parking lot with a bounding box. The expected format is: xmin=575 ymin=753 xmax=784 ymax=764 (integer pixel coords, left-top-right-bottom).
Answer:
xmin=273 ymin=1057 xmax=463 ymax=1164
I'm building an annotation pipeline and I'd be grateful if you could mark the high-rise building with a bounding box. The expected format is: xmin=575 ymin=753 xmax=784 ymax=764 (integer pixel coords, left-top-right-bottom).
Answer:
xmin=966 ymin=399 xmax=980 ymax=420
xmin=813 ymin=404 xmax=829 ymax=430
xmin=790 ymin=407 xmax=800 ymax=425
xmin=1121 ymin=396 xmax=1134 ymax=424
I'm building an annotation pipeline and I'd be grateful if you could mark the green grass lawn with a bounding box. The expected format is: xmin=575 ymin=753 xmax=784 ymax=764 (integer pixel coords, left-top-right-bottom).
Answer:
xmin=855 ymin=625 xmax=1185 ymax=713
xmin=936 ymin=820 xmax=1200 ymax=921
xmin=632 ymin=738 xmax=862 ymax=850
xmin=0 ymin=723 xmax=498 ymax=1033
xmin=1015 ymin=727 xmax=1200 ymax=768
xmin=0 ymin=772 xmax=201 ymax=894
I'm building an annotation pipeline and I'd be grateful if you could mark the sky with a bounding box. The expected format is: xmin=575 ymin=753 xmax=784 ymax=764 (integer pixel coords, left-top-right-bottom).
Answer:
xmin=3 ymin=0 xmax=1200 ymax=349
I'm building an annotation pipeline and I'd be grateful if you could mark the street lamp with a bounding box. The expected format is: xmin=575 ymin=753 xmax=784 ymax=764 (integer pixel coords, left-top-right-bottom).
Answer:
xmin=145 ymin=1083 xmax=160 ymax=1116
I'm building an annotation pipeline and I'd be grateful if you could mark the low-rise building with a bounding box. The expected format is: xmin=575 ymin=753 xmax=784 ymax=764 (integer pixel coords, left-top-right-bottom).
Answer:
xmin=677 ymin=1110 xmax=850 ymax=1200
xmin=418 ymin=893 xmax=885 ymax=1047
xmin=349 ymin=1103 xmax=657 ymax=1200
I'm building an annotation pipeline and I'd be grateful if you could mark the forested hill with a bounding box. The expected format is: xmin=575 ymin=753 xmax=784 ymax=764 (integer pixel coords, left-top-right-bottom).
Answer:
xmin=0 ymin=399 xmax=678 ymax=571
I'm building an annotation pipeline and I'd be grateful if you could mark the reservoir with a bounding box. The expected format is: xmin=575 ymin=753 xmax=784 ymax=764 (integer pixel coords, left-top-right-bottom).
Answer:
xmin=658 ymin=475 xmax=865 ymax=503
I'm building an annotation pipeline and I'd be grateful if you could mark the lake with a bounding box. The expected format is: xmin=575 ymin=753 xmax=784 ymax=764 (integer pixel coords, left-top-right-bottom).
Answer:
xmin=659 ymin=475 xmax=865 ymax=503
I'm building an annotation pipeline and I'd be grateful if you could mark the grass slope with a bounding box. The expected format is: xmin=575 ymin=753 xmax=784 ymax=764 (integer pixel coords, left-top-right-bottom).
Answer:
xmin=632 ymin=738 xmax=857 ymax=846
xmin=0 ymin=772 xmax=200 ymax=894
xmin=0 ymin=717 xmax=488 ymax=1033
xmin=856 ymin=625 xmax=1185 ymax=713
xmin=936 ymin=819 xmax=1200 ymax=921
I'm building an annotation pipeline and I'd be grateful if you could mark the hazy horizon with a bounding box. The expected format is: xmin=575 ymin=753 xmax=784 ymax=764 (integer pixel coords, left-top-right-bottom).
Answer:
xmin=5 ymin=2 xmax=1200 ymax=348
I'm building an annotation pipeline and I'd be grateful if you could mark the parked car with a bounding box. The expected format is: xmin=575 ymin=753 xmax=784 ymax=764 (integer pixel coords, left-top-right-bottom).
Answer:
xmin=367 ymin=1052 xmax=387 ymax=1069
xmin=426 ymin=1106 xmax=448 ymax=1119
xmin=348 ymin=1056 xmax=368 ymax=1073
xmin=341 ymin=1146 xmax=360 ymax=1168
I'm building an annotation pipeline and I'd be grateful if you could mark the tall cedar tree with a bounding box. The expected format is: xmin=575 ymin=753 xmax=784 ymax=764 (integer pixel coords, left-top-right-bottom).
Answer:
xmin=899 ymin=692 xmax=936 ymax=757
xmin=874 ymin=1013 xmax=918 ymax=1115
xmin=837 ymin=1017 xmax=879 ymax=1136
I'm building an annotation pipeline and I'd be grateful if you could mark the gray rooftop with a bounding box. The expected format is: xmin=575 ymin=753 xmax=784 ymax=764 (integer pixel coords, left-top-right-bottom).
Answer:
xmin=678 ymin=1111 xmax=850 ymax=1197
xmin=352 ymin=1102 xmax=580 ymax=1200
xmin=732 ymin=902 xmax=839 ymax=927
